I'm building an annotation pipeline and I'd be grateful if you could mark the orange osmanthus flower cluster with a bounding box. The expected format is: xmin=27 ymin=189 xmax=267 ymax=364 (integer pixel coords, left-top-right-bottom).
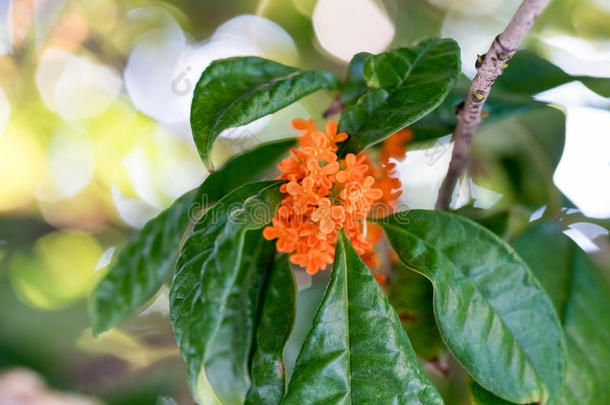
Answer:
xmin=263 ymin=119 xmax=409 ymax=274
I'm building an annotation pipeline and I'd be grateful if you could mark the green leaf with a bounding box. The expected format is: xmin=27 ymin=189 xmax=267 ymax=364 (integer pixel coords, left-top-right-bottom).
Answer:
xmin=469 ymin=379 xmax=520 ymax=405
xmin=246 ymin=255 xmax=296 ymax=405
xmin=196 ymin=138 xmax=295 ymax=203
xmin=283 ymin=232 xmax=443 ymax=405
xmin=451 ymin=205 xmax=511 ymax=239
xmin=202 ymin=231 xmax=275 ymax=405
xmin=90 ymin=139 xmax=294 ymax=335
xmin=90 ymin=187 xmax=199 ymax=336
xmin=338 ymin=38 xmax=461 ymax=154
xmin=494 ymin=50 xmax=610 ymax=97
xmin=380 ymin=210 xmax=566 ymax=404
xmin=411 ymin=75 xmax=546 ymax=142
xmin=386 ymin=264 xmax=444 ymax=361
xmin=339 ymin=52 xmax=371 ymax=107
xmin=169 ymin=181 xmax=283 ymax=404
xmin=513 ymin=222 xmax=610 ymax=405
xmin=191 ymin=56 xmax=340 ymax=169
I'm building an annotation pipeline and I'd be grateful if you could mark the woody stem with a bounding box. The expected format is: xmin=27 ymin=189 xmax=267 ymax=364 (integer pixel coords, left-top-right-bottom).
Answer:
xmin=434 ymin=0 xmax=550 ymax=210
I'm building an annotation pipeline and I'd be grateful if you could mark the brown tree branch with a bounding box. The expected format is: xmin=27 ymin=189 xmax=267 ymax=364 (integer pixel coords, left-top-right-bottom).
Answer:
xmin=435 ymin=0 xmax=550 ymax=210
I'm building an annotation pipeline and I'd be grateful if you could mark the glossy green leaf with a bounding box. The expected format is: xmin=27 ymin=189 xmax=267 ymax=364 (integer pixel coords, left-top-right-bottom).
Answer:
xmin=513 ymin=221 xmax=610 ymax=405
xmin=469 ymin=379 xmax=520 ymax=405
xmin=91 ymin=187 xmax=199 ymax=336
xmin=170 ymin=181 xmax=283 ymax=404
xmin=195 ymin=138 xmax=295 ymax=203
xmin=338 ymin=38 xmax=461 ymax=154
xmin=191 ymin=56 xmax=339 ymax=169
xmin=380 ymin=210 xmax=566 ymax=404
xmin=411 ymin=75 xmax=546 ymax=142
xmin=495 ymin=50 xmax=610 ymax=97
xmin=339 ymin=52 xmax=372 ymax=107
xmin=386 ymin=264 xmax=444 ymax=361
xmin=283 ymin=232 xmax=443 ymax=405
xmin=451 ymin=205 xmax=510 ymax=239
xmin=90 ymin=139 xmax=294 ymax=335
xmin=203 ymin=231 xmax=275 ymax=405
xmin=246 ymin=255 xmax=296 ymax=405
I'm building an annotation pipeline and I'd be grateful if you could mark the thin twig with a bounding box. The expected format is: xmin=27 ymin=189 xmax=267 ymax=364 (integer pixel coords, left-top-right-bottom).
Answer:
xmin=435 ymin=0 xmax=549 ymax=210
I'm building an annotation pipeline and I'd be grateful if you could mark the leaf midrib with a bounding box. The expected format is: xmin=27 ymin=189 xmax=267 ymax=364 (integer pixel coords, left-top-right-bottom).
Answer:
xmin=201 ymin=228 xmax=246 ymax=362
xmin=399 ymin=39 xmax=436 ymax=88
xmin=382 ymin=221 xmax=547 ymax=400
xmin=209 ymin=70 xmax=333 ymax=140
xmin=345 ymin=39 xmax=453 ymax=139
xmin=209 ymin=70 xmax=300 ymax=137
xmin=177 ymin=225 xmax=246 ymax=391
xmin=340 ymin=242 xmax=353 ymax=405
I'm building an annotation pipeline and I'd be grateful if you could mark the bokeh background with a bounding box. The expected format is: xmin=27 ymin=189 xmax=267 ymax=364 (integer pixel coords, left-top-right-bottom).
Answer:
xmin=1 ymin=0 xmax=609 ymax=404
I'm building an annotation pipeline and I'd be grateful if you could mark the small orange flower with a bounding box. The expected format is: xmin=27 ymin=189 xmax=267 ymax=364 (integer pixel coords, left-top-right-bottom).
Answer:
xmin=292 ymin=118 xmax=316 ymax=132
xmin=263 ymin=217 xmax=299 ymax=253
xmin=311 ymin=198 xmax=345 ymax=234
xmin=299 ymin=220 xmax=335 ymax=248
xmin=301 ymin=131 xmax=337 ymax=163
xmin=263 ymin=118 xmax=403 ymax=274
xmin=290 ymin=243 xmax=334 ymax=275
xmin=366 ymin=223 xmax=384 ymax=245
xmin=340 ymin=176 xmax=384 ymax=219
xmin=278 ymin=150 xmax=307 ymax=183
xmin=370 ymin=129 xmax=412 ymax=214
xmin=381 ymin=128 xmax=412 ymax=165
xmin=286 ymin=177 xmax=320 ymax=206
xmin=325 ymin=121 xmax=348 ymax=149
xmin=336 ymin=153 xmax=369 ymax=183
xmin=344 ymin=219 xmax=372 ymax=255
xmin=307 ymin=159 xmax=338 ymax=190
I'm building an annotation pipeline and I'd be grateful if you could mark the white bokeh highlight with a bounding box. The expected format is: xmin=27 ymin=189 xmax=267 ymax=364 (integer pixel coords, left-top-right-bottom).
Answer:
xmin=124 ymin=16 xmax=189 ymax=125
xmin=544 ymin=35 xmax=610 ymax=77
xmin=427 ymin=0 xmax=502 ymax=16
xmin=122 ymin=146 xmax=165 ymax=210
xmin=313 ymin=0 xmax=395 ymax=62
xmin=36 ymin=48 xmax=121 ymax=120
xmin=124 ymin=9 xmax=297 ymax=135
xmin=394 ymin=135 xmax=453 ymax=209
xmin=111 ymin=186 xmax=161 ymax=229
xmin=553 ymin=106 xmax=610 ymax=218
xmin=536 ymin=83 xmax=610 ymax=218
xmin=36 ymin=129 xmax=95 ymax=202
xmin=212 ymin=15 xmax=297 ymax=65
xmin=55 ymin=55 xmax=122 ymax=119
xmin=440 ymin=0 xmax=521 ymax=78
xmin=0 ymin=0 xmax=11 ymax=55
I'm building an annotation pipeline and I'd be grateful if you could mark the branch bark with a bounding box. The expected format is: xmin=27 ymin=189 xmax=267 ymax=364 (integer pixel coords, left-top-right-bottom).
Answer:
xmin=435 ymin=0 xmax=550 ymax=210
